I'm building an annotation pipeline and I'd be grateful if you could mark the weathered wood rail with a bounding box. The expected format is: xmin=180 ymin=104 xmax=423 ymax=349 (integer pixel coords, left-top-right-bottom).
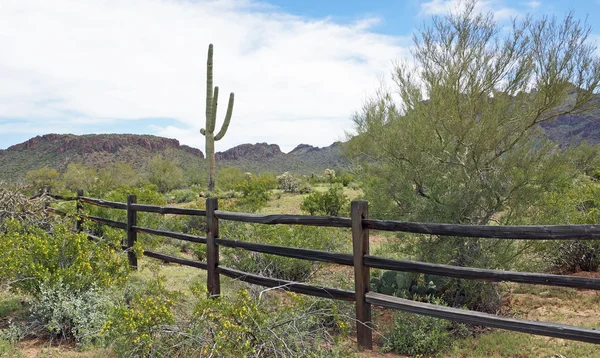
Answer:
xmin=45 ymin=192 xmax=600 ymax=349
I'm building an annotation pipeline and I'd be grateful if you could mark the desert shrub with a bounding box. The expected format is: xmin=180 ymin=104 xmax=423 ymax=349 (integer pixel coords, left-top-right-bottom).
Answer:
xmin=147 ymin=156 xmax=186 ymax=193
xmin=221 ymin=223 xmax=347 ymax=281
xmin=382 ymin=301 xmax=469 ymax=356
xmin=277 ymin=172 xmax=311 ymax=193
xmin=29 ymin=282 xmax=112 ymax=347
xmin=24 ymin=167 xmax=63 ymax=195
xmin=216 ymin=167 xmax=246 ymax=191
xmin=167 ymin=189 xmax=198 ymax=204
xmin=332 ymin=172 xmax=354 ymax=187
xmin=0 ymin=220 xmax=129 ymax=295
xmin=171 ymin=286 xmax=353 ymax=357
xmin=106 ymin=276 xmax=177 ymax=357
xmin=545 ymin=241 xmax=600 ymax=272
xmin=301 ymin=185 xmax=348 ymax=216
xmin=233 ymin=174 xmax=277 ymax=213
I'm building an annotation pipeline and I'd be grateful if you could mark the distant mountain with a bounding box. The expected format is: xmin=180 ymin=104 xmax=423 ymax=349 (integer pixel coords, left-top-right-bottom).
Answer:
xmin=214 ymin=142 xmax=346 ymax=174
xmin=0 ymin=134 xmax=204 ymax=182
xmin=0 ymin=134 xmax=348 ymax=182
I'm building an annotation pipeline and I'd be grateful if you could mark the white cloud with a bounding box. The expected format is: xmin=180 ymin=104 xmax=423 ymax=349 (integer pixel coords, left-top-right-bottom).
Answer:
xmin=525 ymin=1 xmax=541 ymax=9
xmin=0 ymin=0 xmax=409 ymax=152
xmin=420 ymin=0 xmax=520 ymax=21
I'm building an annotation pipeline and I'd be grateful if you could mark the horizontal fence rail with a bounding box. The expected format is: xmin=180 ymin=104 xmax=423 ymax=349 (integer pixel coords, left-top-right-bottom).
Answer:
xmin=215 ymin=210 xmax=352 ymax=228
xmin=214 ymin=238 xmax=354 ymax=266
xmin=43 ymin=191 xmax=600 ymax=349
xmin=130 ymin=203 xmax=207 ymax=216
xmin=80 ymin=196 xmax=127 ymax=210
xmin=364 ymin=256 xmax=600 ymax=290
xmin=218 ymin=266 xmax=356 ymax=301
xmin=366 ymin=292 xmax=600 ymax=344
xmin=364 ymin=219 xmax=600 ymax=240
xmin=133 ymin=226 xmax=207 ymax=244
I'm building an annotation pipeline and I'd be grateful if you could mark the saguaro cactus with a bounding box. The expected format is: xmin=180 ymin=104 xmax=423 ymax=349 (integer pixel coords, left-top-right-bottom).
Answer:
xmin=200 ymin=44 xmax=234 ymax=192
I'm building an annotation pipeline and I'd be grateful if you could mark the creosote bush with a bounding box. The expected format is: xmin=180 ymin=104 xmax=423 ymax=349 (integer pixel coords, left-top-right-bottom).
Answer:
xmin=301 ymin=185 xmax=349 ymax=216
xmin=382 ymin=299 xmax=469 ymax=356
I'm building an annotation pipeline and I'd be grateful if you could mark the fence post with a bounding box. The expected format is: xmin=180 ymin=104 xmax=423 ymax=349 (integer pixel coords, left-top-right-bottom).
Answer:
xmin=76 ymin=189 xmax=84 ymax=233
xmin=206 ymin=197 xmax=221 ymax=297
xmin=352 ymin=200 xmax=372 ymax=349
xmin=126 ymin=194 xmax=138 ymax=270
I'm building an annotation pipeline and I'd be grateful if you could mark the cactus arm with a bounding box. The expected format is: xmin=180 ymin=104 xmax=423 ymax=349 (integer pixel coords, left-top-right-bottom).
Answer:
xmin=200 ymin=128 xmax=206 ymax=136
xmin=214 ymin=92 xmax=234 ymax=141
xmin=206 ymin=44 xmax=214 ymax=125
xmin=208 ymin=86 xmax=219 ymax=132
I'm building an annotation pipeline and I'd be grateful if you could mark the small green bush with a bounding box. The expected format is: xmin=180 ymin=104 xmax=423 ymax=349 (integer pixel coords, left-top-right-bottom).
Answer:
xmin=167 ymin=189 xmax=198 ymax=204
xmin=301 ymin=185 xmax=348 ymax=216
xmin=382 ymin=299 xmax=469 ymax=356
xmin=233 ymin=174 xmax=277 ymax=212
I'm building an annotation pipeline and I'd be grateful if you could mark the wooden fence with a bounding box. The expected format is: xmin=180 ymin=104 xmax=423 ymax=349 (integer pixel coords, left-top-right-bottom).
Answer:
xmin=45 ymin=192 xmax=600 ymax=349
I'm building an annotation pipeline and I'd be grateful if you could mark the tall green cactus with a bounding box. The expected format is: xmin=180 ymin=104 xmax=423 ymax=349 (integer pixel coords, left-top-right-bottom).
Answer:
xmin=200 ymin=44 xmax=234 ymax=192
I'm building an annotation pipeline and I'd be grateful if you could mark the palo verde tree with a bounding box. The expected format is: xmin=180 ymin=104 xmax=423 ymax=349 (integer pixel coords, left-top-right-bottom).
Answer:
xmin=346 ymin=1 xmax=600 ymax=311
xmin=200 ymin=44 xmax=234 ymax=192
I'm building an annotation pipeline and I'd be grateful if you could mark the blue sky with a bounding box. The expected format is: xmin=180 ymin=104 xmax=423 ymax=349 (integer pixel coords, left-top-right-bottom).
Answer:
xmin=0 ymin=0 xmax=599 ymax=153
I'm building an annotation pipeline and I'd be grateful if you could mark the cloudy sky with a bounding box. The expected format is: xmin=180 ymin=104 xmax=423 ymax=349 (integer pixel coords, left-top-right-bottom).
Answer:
xmin=1 ymin=0 xmax=599 ymax=153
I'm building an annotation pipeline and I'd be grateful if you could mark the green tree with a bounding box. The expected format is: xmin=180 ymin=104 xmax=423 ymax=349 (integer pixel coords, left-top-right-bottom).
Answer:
xmin=25 ymin=167 xmax=62 ymax=194
xmin=233 ymin=174 xmax=277 ymax=213
xmin=147 ymin=156 xmax=186 ymax=193
xmin=96 ymin=162 xmax=139 ymax=194
xmin=346 ymin=2 xmax=600 ymax=311
xmin=217 ymin=167 xmax=246 ymax=191
xmin=62 ymin=163 xmax=97 ymax=192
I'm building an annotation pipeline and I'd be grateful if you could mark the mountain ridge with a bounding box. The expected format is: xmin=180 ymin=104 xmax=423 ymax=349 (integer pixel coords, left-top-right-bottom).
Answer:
xmin=0 ymin=133 xmax=346 ymax=182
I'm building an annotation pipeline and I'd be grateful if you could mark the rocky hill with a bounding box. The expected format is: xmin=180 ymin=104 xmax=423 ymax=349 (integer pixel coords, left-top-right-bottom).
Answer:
xmin=0 ymin=134 xmax=205 ymax=182
xmin=0 ymin=134 xmax=348 ymax=182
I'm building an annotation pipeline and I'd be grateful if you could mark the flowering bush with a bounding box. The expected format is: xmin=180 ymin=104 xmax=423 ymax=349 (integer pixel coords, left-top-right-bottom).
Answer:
xmin=106 ymin=277 xmax=177 ymax=357
xmin=0 ymin=220 xmax=129 ymax=295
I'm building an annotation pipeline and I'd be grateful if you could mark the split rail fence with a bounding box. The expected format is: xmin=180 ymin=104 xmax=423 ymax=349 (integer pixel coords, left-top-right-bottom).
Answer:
xmin=44 ymin=191 xmax=600 ymax=349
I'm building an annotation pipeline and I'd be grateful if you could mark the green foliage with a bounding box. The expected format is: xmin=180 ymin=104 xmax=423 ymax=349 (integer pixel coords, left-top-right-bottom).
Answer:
xmin=95 ymin=162 xmax=139 ymax=195
xmin=147 ymin=156 xmax=186 ymax=193
xmin=301 ymin=185 xmax=348 ymax=216
xmin=62 ymin=163 xmax=97 ymax=192
xmin=382 ymin=300 xmax=469 ymax=356
xmin=216 ymin=166 xmax=246 ymax=191
xmin=201 ymin=43 xmax=235 ymax=192
xmin=532 ymin=175 xmax=600 ymax=272
xmin=106 ymin=276 xmax=177 ymax=357
xmin=233 ymin=174 xmax=277 ymax=213
xmin=346 ymin=2 xmax=600 ymax=312
xmin=332 ymin=171 xmax=354 ymax=187
xmin=0 ymin=220 xmax=129 ymax=295
xmin=221 ymin=223 xmax=346 ymax=281
xmin=24 ymin=167 xmax=62 ymax=195
xmin=29 ymin=282 xmax=112 ymax=346
xmin=167 ymin=189 xmax=198 ymax=204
